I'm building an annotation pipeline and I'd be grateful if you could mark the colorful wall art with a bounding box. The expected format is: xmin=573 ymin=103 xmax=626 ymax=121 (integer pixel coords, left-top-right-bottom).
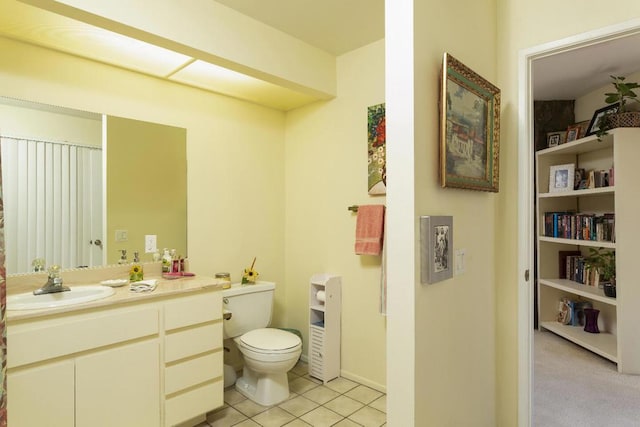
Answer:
xmin=367 ymin=103 xmax=386 ymax=195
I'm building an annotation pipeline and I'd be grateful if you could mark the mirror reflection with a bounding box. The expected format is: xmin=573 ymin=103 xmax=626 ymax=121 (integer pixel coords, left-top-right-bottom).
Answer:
xmin=0 ymin=97 xmax=187 ymax=274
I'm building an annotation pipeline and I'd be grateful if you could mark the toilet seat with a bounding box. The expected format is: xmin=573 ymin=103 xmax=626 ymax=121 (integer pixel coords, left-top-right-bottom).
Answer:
xmin=238 ymin=328 xmax=301 ymax=355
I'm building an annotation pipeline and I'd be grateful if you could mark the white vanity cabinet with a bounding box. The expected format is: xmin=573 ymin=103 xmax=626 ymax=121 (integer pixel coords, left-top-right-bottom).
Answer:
xmin=7 ymin=286 xmax=223 ymax=427
xmin=8 ymin=359 xmax=75 ymax=426
xmin=76 ymin=340 xmax=161 ymax=426
xmin=163 ymin=291 xmax=224 ymax=426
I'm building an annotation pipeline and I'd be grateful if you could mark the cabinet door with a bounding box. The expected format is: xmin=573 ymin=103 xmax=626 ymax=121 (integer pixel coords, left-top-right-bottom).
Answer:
xmin=7 ymin=360 xmax=75 ymax=427
xmin=75 ymin=340 xmax=160 ymax=427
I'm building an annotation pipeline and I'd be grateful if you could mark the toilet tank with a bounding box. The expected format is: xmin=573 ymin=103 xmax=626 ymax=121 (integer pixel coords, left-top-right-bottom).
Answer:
xmin=222 ymin=281 xmax=275 ymax=339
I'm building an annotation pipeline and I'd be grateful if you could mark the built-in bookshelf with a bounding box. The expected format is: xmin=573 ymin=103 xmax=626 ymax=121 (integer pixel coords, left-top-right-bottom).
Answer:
xmin=536 ymin=128 xmax=640 ymax=373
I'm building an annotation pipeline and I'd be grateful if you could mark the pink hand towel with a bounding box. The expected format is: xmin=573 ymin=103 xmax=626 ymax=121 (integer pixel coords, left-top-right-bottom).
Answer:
xmin=355 ymin=205 xmax=385 ymax=255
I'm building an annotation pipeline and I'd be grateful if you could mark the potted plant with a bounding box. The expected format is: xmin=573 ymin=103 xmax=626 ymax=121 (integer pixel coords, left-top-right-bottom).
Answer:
xmin=585 ymin=247 xmax=616 ymax=297
xmin=597 ymin=75 xmax=640 ymax=137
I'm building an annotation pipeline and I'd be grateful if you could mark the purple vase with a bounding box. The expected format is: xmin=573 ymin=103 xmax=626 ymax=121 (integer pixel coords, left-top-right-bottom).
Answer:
xmin=584 ymin=308 xmax=600 ymax=334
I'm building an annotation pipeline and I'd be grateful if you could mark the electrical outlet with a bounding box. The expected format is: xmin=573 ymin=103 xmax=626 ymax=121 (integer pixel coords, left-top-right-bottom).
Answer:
xmin=145 ymin=235 xmax=157 ymax=253
xmin=115 ymin=229 xmax=128 ymax=242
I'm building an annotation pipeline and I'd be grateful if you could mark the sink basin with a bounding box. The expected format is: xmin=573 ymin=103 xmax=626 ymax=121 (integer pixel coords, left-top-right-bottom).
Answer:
xmin=7 ymin=285 xmax=116 ymax=310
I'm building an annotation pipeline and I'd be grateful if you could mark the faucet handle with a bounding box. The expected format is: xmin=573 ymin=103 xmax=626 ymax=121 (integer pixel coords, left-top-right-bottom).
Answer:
xmin=32 ymin=258 xmax=46 ymax=272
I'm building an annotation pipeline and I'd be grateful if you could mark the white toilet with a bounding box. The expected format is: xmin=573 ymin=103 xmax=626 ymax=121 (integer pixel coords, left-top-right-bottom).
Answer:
xmin=222 ymin=281 xmax=302 ymax=406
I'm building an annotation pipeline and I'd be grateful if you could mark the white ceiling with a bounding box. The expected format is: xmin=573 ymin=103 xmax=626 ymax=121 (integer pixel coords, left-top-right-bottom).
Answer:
xmin=533 ymin=33 xmax=640 ymax=100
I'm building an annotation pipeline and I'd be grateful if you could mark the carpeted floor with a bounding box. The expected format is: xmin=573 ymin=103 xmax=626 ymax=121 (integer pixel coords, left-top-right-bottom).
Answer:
xmin=534 ymin=330 xmax=640 ymax=427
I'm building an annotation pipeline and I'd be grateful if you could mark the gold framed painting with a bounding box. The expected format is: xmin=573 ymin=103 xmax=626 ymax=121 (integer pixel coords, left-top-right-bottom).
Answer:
xmin=440 ymin=53 xmax=501 ymax=192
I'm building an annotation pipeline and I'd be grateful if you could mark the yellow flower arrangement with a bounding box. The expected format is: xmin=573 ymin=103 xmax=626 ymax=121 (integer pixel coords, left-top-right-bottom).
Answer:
xmin=130 ymin=264 xmax=144 ymax=282
xmin=242 ymin=257 xmax=259 ymax=284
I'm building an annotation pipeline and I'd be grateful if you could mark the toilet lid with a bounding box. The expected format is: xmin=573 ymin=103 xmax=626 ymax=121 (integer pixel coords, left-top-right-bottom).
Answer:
xmin=240 ymin=328 xmax=301 ymax=351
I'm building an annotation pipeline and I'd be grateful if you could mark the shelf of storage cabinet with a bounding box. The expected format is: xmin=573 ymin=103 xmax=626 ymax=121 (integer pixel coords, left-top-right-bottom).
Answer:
xmin=540 ymin=321 xmax=617 ymax=363
xmin=539 ymin=279 xmax=617 ymax=306
xmin=537 ymin=134 xmax=613 ymax=157
xmin=538 ymin=186 xmax=614 ymax=199
xmin=538 ymin=236 xmax=615 ymax=248
xmin=310 ymin=305 xmax=326 ymax=312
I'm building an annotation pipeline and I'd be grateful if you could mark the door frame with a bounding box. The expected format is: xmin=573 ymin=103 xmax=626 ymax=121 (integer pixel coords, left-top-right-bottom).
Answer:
xmin=517 ymin=18 xmax=640 ymax=427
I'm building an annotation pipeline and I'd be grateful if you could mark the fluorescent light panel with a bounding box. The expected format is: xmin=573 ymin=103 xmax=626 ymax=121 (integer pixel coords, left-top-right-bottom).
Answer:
xmin=0 ymin=1 xmax=191 ymax=76
xmin=170 ymin=60 xmax=318 ymax=109
xmin=0 ymin=1 xmax=320 ymax=110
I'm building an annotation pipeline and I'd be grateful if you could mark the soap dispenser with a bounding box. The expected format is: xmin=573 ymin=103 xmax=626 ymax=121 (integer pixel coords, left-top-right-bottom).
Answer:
xmin=117 ymin=249 xmax=128 ymax=265
xmin=161 ymin=248 xmax=172 ymax=273
xmin=130 ymin=251 xmax=144 ymax=282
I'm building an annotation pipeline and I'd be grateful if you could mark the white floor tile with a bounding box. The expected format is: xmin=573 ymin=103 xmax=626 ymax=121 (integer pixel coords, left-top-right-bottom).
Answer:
xmin=210 ymin=362 xmax=386 ymax=427
xmin=348 ymin=406 xmax=386 ymax=427
xmin=344 ymin=385 xmax=383 ymax=404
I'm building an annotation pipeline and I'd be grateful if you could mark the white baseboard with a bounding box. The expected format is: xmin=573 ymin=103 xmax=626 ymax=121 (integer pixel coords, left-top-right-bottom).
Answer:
xmin=298 ymin=354 xmax=386 ymax=394
xmin=340 ymin=370 xmax=386 ymax=393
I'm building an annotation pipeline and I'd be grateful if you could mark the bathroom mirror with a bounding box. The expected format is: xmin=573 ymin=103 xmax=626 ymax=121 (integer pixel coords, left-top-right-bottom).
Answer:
xmin=0 ymin=97 xmax=187 ymax=274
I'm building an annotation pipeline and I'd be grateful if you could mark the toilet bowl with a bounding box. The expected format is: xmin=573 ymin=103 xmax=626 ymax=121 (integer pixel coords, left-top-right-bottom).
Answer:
xmin=222 ymin=282 xmax=302 ymax=406
xmin=234 ymin=328 xmax=302 ymax=405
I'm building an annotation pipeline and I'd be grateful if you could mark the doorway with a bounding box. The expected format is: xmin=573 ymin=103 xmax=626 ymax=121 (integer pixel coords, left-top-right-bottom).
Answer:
xmin=518 ymin=19 xmax=640 ymax=427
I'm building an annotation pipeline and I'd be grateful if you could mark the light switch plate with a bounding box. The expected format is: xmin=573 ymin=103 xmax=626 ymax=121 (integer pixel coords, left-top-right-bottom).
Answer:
xmin=145 ymin=235 xmax=157 ymax=253
xmin=115 ymin=229 xmax=128 ymax=242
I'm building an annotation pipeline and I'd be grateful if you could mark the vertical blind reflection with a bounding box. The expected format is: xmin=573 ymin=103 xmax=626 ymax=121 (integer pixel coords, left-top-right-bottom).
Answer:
xmin=0 ymin=137 xmax=102 ymax=273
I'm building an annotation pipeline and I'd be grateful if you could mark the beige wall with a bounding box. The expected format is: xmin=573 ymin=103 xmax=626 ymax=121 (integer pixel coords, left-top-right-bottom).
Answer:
xmin=0 ymin=36 xmax=288 ymax=319
xmin=496 ymin=3 xmax=640 ymax=426
xmin=284 ymin=39 xmax=386 ymax=389
xmin=385 ymin=0 xmax=498 ymax=425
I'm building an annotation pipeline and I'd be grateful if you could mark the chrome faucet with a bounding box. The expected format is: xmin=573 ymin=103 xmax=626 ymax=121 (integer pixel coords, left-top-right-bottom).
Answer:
xmin=33 ymin=265 xmax=70 ymax=295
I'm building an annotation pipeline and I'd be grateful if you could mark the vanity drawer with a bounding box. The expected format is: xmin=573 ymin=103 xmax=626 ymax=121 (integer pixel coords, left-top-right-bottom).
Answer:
xmin=164 ymin=290 xmax=221 ymax=331
xmin=165 ymin=322 xmax=222 ymax=363
xmin=9 ymin=306 xmax=159 ymax=368
xmin=165 ymin=380 xmax=223 ymax=427
xmin=165 ymin=351 xmax=223 ymax=395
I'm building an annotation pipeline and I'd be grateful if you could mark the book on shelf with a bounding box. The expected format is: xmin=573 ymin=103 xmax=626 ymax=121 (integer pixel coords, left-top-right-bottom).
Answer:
xmin=562 ymin=254 xmax=599 ymax=286
xmin=543 ymin=211 xmax=615 ymax=242
xmin=557 ymin=297 xmax=593 ymax=326
xmin=558 ymin=250 xmax=581 ymax=279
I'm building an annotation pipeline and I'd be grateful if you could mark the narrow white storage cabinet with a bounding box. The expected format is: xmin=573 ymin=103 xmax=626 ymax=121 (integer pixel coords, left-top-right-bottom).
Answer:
xmin=308 ymin=273 xmax=341 ymax=383
xmin=536 ymin=128 xmax=640 ymax=373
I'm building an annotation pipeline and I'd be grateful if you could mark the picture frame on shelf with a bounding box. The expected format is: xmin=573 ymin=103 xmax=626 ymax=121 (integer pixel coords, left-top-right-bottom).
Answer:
xmin=548 ymin=163 xmax=575 ymax=193
xmin=586 ymin=104 xmax=619 ymax=136
xmin=574 ymin=168 xmax=585 ymax=190
xmin=420 ymin=215 xmax=453 ymax=284
xmin=575 ymin=120 xmax=590 ymax=138
xmin=566 ymin=124 xmax=581 ymax=143
xmin=440 ymin=53 xmax=500 ymax=192
xmin=546 ymin=131 xmax=566 ymax=147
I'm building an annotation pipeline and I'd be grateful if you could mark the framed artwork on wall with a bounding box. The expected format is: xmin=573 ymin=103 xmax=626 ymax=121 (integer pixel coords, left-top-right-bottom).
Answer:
xmin=420 ymin=215 xmax=453 ymax=284
xmin=440 ymin=53 xmax=501 ymax=192
xmin=367 ymin=103 xmax=386 ymax=195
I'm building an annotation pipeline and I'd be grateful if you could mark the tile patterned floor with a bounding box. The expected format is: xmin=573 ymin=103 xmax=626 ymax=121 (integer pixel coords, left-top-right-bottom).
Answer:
xmin=199 ymin=361 xmax=386 ymax=427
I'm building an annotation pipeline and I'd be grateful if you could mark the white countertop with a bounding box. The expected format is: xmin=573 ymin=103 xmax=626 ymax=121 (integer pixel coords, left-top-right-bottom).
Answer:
xmin=6 ymin=264 xmax=223 ymax=321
